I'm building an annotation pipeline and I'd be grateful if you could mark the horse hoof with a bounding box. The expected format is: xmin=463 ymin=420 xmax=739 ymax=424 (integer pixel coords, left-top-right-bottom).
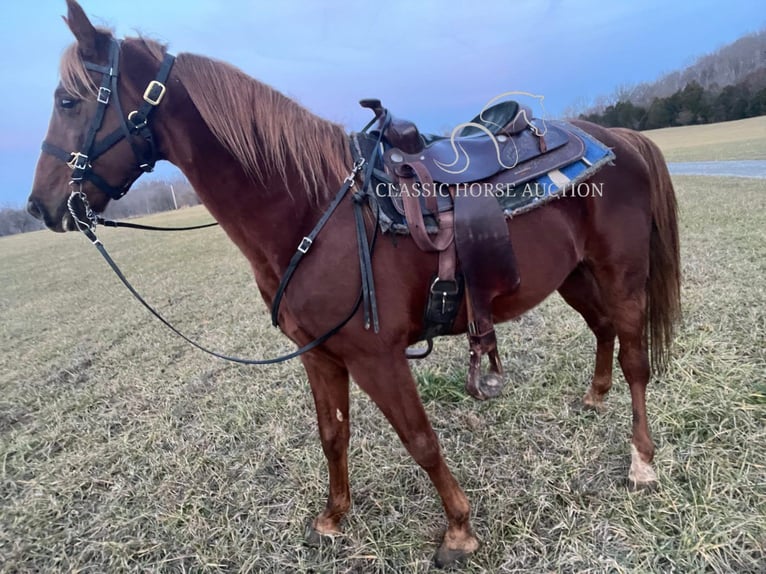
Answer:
xmin=465 ymin=376 xmax=485 ymax=401
xmin=304 ymin=523 xmax=338 ymax=547
xmin=433 ymin=544 xmax=472 ymax=569
xmin=628 ymin=477 xmax=659 ymax=492
xmin=478 ymin=372 xmax=505 ymax=399
xmin=304 ymin=524 xmax=322 ymax=547
xmin=628 ymin=444 xmax=658 ymax=491
xmin=582 ymin=390 xmax=606 ymax=413
xmin=433 ymin=530 xmax=480 ymax=568
xmin=582 ymin=399 xmax=606 ymax=413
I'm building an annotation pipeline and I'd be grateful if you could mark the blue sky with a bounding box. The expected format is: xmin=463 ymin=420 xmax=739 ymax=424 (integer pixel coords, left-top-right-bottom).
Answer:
xmin=2 ymin=0 xmax=763 ymax=207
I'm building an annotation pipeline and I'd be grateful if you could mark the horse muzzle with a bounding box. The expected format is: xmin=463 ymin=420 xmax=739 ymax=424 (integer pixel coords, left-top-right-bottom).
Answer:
xmin=26 ymin=195 xmax=73 ymax=232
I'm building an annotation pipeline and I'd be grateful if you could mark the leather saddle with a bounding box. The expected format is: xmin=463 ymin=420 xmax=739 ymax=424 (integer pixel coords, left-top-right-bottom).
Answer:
xmin=362 ymin=98 xmax=583 ymax=187
xmin=362 ymin=98 xmax=528 ymax=154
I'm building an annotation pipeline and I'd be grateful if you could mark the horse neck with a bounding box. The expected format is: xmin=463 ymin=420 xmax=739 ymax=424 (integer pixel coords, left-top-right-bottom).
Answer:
xmin=120 ymin=43 xmax=349 ymax=294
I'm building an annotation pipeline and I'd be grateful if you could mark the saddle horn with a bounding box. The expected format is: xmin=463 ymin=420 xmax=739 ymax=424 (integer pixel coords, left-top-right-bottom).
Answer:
xmin=359 ymin=98 xmax=385 ymax=119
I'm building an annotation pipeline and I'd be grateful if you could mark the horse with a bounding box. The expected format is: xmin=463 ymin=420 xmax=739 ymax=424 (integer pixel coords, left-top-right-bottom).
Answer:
xmin=28 ymin=1 xmax=680 ymax=567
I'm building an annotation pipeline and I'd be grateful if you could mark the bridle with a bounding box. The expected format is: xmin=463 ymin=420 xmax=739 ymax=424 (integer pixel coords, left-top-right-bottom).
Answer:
xmin=42 ymin=37 xmax=175 ymax=204
xmin=40 ymin=36 xmax=392 ymax=365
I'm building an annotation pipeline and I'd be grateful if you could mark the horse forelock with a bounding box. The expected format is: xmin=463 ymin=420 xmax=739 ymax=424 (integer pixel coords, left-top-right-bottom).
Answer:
xmin=172 ymin=53 xmax=351 ymax=202
xmin=60 ymin=42 xmax=99 ymax=99
xmin=59 ymin=31 xmax=166 ymax=100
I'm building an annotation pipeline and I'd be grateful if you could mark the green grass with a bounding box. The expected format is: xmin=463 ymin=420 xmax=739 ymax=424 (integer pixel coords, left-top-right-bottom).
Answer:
xmin=1 ymin=177 xmax=765 ymax=572
xmin=643 ymin=116 xmax=766 ymax=161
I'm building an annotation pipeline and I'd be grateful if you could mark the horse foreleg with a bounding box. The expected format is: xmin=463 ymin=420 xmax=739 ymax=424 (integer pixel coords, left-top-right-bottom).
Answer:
xmin=301 ymin=351 xmax=352 ymax=543
xmin=346 ymin=352 xmax=479 ymax=568
xmin=558 ymin=264 xmax=616 ymax=411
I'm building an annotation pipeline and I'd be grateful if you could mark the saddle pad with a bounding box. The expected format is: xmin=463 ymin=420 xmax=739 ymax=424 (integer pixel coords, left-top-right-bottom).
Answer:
xmin=499 ymin=121 xmax=615 ymax=216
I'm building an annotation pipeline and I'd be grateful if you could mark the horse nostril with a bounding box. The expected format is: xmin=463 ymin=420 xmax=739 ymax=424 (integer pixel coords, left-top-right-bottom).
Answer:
xmin=27 ymin=198 xmax=44 ymax=220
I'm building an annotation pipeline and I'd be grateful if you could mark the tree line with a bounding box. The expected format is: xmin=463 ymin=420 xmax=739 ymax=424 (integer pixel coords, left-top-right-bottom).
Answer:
xmin=569 ymin=28 xmax=766 ymax=129
xmin=0 ymin=179 xmax=201 ymax=237
xmin=578 ymin=72 xmax=766 ymax=130
xmin=622 ymin=29 xmax=766 ymax=108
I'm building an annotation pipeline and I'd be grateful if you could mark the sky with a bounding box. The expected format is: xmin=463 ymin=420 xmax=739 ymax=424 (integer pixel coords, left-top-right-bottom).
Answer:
xmin=2 ymin=0 xmax=763 ymax=207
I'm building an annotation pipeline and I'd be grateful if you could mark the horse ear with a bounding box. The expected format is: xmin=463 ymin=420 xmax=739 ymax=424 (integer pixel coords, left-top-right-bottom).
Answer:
xmin=63 ymin=0 xmax=99 ymax=60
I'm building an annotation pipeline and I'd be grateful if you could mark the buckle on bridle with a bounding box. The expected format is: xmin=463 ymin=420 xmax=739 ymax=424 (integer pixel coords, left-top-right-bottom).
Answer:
xmin=128 ymin=110 xmax=147 ymax=130
xmin=67 ymin=152 xmax=90 ymax=171
xmin=97 ymin=86 xmax=111 ymax=104
xmin=298 ymin=237 xmax=313 ymax=254
xmin=344 ymin=158 xmax=366 ymax=184
xmin=143 ymin=80 xmax=167 ymax=106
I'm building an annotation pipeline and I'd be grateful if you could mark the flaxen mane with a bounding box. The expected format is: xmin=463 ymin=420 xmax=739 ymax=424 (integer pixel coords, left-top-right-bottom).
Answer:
xmin=173 ymin=51 xmax=351 ymax=200
xmin=59 ymin=33 xmax=351 ymax=201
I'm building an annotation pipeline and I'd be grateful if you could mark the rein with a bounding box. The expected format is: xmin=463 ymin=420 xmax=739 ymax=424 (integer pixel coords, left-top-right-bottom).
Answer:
xmin=51 ymin=37 xmax=387 ymax=365
xmin=66 ymin=155 xmax=374 ymax=366
xmin=96 ymin=217 xmax=218 ymax=232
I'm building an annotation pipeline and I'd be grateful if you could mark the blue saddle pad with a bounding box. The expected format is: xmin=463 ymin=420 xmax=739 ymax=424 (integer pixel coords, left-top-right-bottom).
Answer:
xmin=499 ymin=121 xmax=615 ymax=216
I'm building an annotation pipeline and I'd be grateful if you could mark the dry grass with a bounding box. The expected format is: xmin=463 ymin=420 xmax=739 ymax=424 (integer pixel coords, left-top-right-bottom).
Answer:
xmin=643 ymin=116 xmax=766 ymax=161
xmin=1 ymin=176 xmax=764 ymax=572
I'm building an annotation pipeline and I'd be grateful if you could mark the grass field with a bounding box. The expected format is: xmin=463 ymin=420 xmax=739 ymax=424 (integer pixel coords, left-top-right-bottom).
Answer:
xmin=643 ymin=116 xmax=766 ymax=162
xmin=1 ymin=171 xmax=765 ymax=572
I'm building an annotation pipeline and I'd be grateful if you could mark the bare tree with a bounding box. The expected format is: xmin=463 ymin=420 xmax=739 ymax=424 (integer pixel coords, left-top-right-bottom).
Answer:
xmin=0 ymin=208 xmax=45 ymax=237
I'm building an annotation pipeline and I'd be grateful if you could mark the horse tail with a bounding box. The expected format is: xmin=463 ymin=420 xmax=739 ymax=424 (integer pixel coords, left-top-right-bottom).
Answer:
xmin=617 ymin=129 xmax=681 ymax=373
xmin=646 ymin=136 xmax=681 ymax=374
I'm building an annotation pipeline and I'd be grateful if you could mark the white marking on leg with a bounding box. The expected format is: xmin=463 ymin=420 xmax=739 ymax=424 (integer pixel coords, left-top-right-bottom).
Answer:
xmin=336 ymin=408 xmax=343 ymax=422
xmin=629 ymin=443 xmax=657 ymax=485
xmin=583 ymin=388 xmax=605 ymax=409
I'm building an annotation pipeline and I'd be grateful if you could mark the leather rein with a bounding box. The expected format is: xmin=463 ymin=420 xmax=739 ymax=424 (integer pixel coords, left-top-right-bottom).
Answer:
xmin=53 ymin=39 xmax=384 ymax=365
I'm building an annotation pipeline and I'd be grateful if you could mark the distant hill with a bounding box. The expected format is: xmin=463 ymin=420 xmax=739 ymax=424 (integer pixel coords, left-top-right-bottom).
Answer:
xmin=577 ymin=29 xmax=766 ymax=130
xmin=625 ymin=29 xmax=766 ymax=107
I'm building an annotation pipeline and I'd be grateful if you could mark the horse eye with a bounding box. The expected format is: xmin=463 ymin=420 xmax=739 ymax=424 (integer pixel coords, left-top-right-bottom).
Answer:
xmin=59 ymin=98 xmax=79 ymax=109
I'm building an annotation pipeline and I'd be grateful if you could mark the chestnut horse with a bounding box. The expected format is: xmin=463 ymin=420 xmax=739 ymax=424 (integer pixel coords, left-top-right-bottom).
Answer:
xmin=28 ymin=1 xmax=680 ymax=567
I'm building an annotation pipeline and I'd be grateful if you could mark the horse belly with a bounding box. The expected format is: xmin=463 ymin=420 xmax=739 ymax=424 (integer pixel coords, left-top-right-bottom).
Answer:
xmin=492 ymin=204 xmax=584 ymax=322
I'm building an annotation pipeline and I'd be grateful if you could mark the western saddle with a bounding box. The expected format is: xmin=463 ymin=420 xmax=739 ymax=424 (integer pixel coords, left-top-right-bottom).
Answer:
xmin=358 ymin=98 xmax=557 ymax=400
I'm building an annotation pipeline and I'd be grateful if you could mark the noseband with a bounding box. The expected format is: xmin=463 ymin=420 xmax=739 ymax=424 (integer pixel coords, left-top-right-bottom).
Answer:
xmin=42 ymin=38 xmax=175 ymax=200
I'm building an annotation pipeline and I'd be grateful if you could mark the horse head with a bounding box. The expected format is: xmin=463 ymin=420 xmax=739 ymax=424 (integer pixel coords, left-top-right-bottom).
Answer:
xmin=28 ymin=0 xmax=173 ymax=231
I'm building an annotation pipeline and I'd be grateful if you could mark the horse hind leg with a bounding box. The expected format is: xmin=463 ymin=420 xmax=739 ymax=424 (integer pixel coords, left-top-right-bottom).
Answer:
xmin=558 ymin=264 xmax=616 ymax=412
xmin=300 ymin=351 xmax=352 ymax=544
xmin=346 ymin=351 xmax=479 ymax=568
xmin=616 ymin=296 xmax=658 ymax=489
xmin=593 ymin=265 xmax=658 ymax=490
